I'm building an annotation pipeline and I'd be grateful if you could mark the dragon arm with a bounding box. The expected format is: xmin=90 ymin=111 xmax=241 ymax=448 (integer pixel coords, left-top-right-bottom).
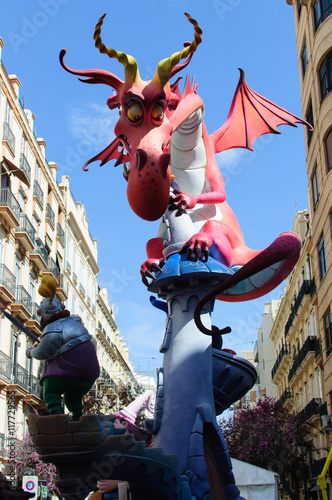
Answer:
xmin=211 ymin=68 xmax=313 ymax=153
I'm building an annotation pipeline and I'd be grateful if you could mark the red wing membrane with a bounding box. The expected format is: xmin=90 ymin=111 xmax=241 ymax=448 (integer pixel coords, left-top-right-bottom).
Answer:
xmin=211 ymin=69 xmax=312 ymax=153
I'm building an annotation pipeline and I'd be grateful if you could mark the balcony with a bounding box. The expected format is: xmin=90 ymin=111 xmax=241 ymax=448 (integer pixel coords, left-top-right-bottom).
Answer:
xmin=79 ymin=283 xmax=85 ymax=298
xmin=72 ymin=271 xmax=77 ymax=284
xmin=56 ymin=223 xmax=65 ymax=247
xmin=0 ymin=350 xmax=12 ymax=388
xmin=29 ymin=238 xmax=48 ymax=272
xmin=15 ymin=214 xmax=36 ymax=252
xmin=20 ymin=153 xmax=31 ymax=185
xmin=47 ymin=256 xmax=60 ymax=280
xmin=33 ymin=180 xmax=44 ymax=209
xmin=0 ymin=264 xmax=16 ymax=305
xmin=285 ymin=280 xmax=316 ymax=337
xmin=11 ymin=286 xmax=32 ymax=321
xmin=46 ymin=203 xmax=55 ymax=230
xmin=27 ymin=374 xmax=42 ymax=399
xmin=65 ymin=261 xmax=71 ymax=276
xmin=0 ymin=351 xmax=43 ymax=401
xmin=25 ymin=302 xmax=42 ymax=336
xmin=3 ymin=122 xmax=15 ymax=153
xmin=310 ymin=457 xmax=328 ymax=479
xmin=279 ymin=388 xmax=294 ymax=409
xmin=0 ymin=187 xmax=21 ymax=229
xmin=299 ymin=398 xmax=322 ymax=422
xmin=288 ymin=336 xmax=320 ymax=383
xmin=56 ymin=274 xmax=68 ymax=302
xmin=271 ymin=343 xmax=291 ymax=381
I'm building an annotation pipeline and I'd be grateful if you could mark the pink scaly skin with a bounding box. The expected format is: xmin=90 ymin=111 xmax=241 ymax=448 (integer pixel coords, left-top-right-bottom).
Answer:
xmin=60 ymin=13 xmax=311 ymax=299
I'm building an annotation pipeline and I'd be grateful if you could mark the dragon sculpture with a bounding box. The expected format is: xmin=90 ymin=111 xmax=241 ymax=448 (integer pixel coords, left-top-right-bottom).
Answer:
xmin=60 ymin=13 xmax=309 ymax=314
xmin=56 ymin=12 xmax=311 ymax=499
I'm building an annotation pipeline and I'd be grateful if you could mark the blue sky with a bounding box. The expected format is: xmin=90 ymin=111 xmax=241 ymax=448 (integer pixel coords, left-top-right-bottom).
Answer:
xmin=0 ymin=1 xmax=308 ymax=375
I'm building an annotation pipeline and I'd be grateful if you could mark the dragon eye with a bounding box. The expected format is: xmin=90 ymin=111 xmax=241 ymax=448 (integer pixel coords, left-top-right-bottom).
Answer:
xmin=151 ymin=103 xmax=164 ymax=122
xmin=127 ymin=102 xmax=143 ymax=123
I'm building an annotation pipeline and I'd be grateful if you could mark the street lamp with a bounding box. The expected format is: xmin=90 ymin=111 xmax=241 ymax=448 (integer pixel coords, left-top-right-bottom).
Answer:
xmin=298 ymin=440 xmax=309 ymax=500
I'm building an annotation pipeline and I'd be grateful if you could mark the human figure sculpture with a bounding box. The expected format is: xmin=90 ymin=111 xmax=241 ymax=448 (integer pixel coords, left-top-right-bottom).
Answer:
xmin=27 ymin=275 xmax=100 ymax=418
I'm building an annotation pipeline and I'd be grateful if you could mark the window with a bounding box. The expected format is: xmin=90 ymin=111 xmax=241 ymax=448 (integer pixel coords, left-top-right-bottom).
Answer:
xmin=311 ymin=309 xmax=317 ymax=336
xmin=324 ymin=307 xmax=332 ymax=356
xmin=5 ymin=100 xmax=12 ymax=125
xmin=0 ymin=228 xmax=4 ymax=264
xmin=312 ymin=166 xmax=320 ymax=209
xmin=306 ymin=318 xmax=311 ymax=337
xmin=319 ymin=51 xmax=332 ymax=101
xmin=318 ymin=234 xmax=327 ymax=280
xmin=314 ymin=0 xmax=332 ymax=30
xmin=306 ymin=100 xmax=314 ymax=144
xmin=301 ymin=40 xmax=308 ymax=79
xmin=325 ymin=129 xmax=332 ymax=172
xmin=316 ymin=368 xmax=323 ymax=398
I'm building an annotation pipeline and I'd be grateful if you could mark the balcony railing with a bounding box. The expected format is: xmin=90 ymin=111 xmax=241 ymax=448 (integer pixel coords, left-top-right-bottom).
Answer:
xmin=33 ymin=180 xmax=44 ymax=207
xmin=28 ymin=374 xmax=42 ymax=398
xmin=79 ymin=283 xmax=85 ymax=296
xmin=46 ymin=203 xmax=55 ymax=227
xmin=57 ymin=223 xmax=65 ymax=246
xmin=3 ymin=122 xmax=15 ymax=151
xmin=272 ymin=343 xmax=291 ymax=380
xmin=48 ymin=256 xmax=59 ymax=280
xmin=13 ymin=364 xmax=29 ymax=390
xmin=288 ymin=336 xmax=320 ymax=382
xmin=15 ymin=286 xmax=32 ymax=313
xmin=299 ymin=398 xmax=322 ymax=422
xmin=17 ymin=214 xmax=36 ymax=244
xmin=72 ymin=271 xmax=77 ymax=283
xmin=280 ymin=388 xmax=294 ymax=405
xmin=66 ymin=261 xmax=71 ymax=273
xmin=0 ymin=264 xmax=16 ymax=297
xmin=20 ymin=153 xmax=31 ymax=183
xmin=29 ymin=301 xmax=40 ymax=321
xmin=0 ymin=351 xmax=42 ymax=398
xmin=310 ymin=457 xmax=328 ymax=479
xmin=0 ymin=350 xmax=12 ymax=380
xmin=285 ymin=280 xmax=316 ymax=337
xmin=0 ymin=187 xmax=21 ymax=219
xmin=31 ymin=237 xmax=48 ymax=262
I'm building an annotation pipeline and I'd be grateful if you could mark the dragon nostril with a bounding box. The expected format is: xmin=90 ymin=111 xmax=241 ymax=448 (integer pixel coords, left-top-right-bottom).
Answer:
xmin=137 ymin=149 xmax=148 ymax=171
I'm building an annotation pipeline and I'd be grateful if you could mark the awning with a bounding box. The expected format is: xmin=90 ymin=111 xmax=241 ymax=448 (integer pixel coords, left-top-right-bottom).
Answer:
xmin=2 ymin=157 xmax=30 ymax=187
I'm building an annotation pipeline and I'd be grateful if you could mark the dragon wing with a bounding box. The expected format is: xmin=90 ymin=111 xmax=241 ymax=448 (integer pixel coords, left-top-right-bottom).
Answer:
xmin=211 ymin=68 xmax=312 ymax=153
xmin=82 ymin=137 xmax=130 ymax=171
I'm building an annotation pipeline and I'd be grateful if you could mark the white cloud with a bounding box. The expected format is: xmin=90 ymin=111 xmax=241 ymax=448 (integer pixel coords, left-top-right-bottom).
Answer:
xmin=215 ymin=149 xmax=245 ymax=170
xmin=68 ymin=102 xmax=116 ymax=147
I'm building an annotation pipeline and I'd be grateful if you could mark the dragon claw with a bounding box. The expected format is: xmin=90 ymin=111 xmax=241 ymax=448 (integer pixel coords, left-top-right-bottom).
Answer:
xmin=203 ymin=249 xmax=210 ymax=262
xmin=194 ymin=247 xmax=201 ymax=261
xmin=145 ymin=270 xmax=156 ymax=280
xmin=142 ymin=277 xmax=149 ymax=287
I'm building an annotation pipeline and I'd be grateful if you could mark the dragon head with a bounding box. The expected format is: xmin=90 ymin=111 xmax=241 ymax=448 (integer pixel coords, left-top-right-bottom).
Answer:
xmin=60 ymin=13 xmax=202 ymax=221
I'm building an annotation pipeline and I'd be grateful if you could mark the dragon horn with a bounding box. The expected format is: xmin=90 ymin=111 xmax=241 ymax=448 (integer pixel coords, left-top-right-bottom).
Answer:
xmin=94 ymin=14 xmax=140 ymax=85
xmin=154 ymin=13 xmax=202 ymax=89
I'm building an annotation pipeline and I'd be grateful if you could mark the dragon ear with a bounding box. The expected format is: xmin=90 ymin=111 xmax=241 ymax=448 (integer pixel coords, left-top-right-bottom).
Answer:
xmin=60 ymin=49 xmax=124 ymax=92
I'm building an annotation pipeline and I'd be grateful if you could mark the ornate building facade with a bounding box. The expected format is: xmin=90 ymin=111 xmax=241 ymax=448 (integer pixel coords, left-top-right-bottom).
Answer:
xmin=0 ymin=38 xmax=137 ymax=458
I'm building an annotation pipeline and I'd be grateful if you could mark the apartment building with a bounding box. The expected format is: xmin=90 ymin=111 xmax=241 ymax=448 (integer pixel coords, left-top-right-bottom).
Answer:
xmin=0 ymin=38 xmax=138 ymax=454
xmin=286 ymin=0 xmax=332 ymax=420
xmin=269 ymin=210 xmax=326 ymax=492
